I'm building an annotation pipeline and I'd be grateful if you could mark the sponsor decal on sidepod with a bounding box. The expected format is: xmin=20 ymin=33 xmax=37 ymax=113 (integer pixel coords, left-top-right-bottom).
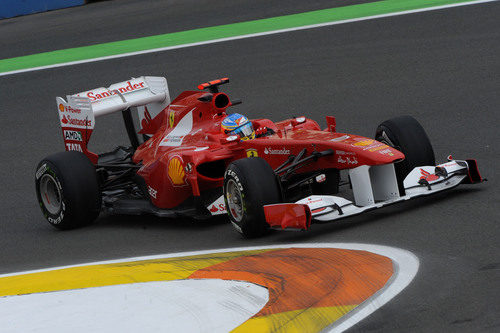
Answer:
xmin=378 ymin=148 xmax=395 ymax=156
xmin=336 ymin=150 xmax=356 ymax=156
xmin=207 ymin=195 xmax=226 ymax=215
xmin=264 ymin=147 xmax=290 ymax=155
xmin=168 ymin=156 xmax=187 ymax=186
xmin=169 ymin=111 xmax=175 ymax=128
xmin=148 ymin=186 xmax=158 ymax=199
xmin=338 ymin=156 xmax=358 ymax=165
xmin=330 ymin=135 xmax=350 ymax=142
xmin=246 ymin=149 xmax=258 ymax=157
xmin=353 ymin=139 xmax=374 ymax=147
xmin=160 ymin=109 xmax=194 ymax=147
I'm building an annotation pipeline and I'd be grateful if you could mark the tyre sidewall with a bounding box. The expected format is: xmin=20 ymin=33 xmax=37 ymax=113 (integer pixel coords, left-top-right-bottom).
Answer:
xmin=35 ymin=152 xmax=101 ymax=229
xmin=224 ymin=164 xmax=267 ymax=237
xmin=35 ymin=160 xmax=67 ymax=227
xmin=223 ymin=158 xmax=281 ymax=238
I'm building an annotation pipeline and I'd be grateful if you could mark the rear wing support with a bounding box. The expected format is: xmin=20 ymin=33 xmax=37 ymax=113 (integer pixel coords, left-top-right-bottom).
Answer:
xmin=122 ymin=108 xmax=140 ymax=149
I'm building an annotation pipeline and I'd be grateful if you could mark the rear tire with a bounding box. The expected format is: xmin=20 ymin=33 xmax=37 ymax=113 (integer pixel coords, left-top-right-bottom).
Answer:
xmin=223 ymin=157 xmax=281 ymax=238
xmin=375 ymin=115 xmax=435 ymax=194
xmin=35 ymin=151 xmax=101 ymax=230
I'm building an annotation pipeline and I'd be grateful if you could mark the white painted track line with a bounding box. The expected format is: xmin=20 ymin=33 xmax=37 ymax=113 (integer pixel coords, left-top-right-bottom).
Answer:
xmin=0 ymin=0 xmax=497 ymax=77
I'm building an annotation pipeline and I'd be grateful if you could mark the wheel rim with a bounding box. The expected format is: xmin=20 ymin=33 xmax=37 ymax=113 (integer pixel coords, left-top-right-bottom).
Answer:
xmin=226 ymin=179 xmax=243 ymax=222
xmin=39 ymin=174 xmax=62 ymax=215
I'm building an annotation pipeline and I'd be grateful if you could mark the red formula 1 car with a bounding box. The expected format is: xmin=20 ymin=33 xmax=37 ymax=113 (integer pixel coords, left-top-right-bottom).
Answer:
xmin=35 ymin=77 xmax=484 ymax=237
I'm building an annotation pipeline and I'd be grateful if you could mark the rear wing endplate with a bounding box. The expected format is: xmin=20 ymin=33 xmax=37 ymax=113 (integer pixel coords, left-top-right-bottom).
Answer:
xmin=56 ymin=76 xmax=170 ymax=163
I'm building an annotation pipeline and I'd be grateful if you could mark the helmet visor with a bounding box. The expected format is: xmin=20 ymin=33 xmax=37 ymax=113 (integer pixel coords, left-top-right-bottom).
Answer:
xmin=230 ymin=122 xmax=253 ymax=139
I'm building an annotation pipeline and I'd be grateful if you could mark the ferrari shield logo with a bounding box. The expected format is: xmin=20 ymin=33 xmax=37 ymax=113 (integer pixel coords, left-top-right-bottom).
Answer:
xmin=169 ymin=111 xmax=175 ymax=128
xmin=246 ymin=149 xmax=258 ymax=157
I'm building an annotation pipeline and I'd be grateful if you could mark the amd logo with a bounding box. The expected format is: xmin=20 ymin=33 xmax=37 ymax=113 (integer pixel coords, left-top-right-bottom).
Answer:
xmin=64 ymin=130 xmax=82 ymax=142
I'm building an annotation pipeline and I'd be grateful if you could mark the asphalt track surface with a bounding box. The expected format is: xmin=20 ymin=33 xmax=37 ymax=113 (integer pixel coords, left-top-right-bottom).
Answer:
xmin=1 ymin=0 xmax=499 ymax=331
xmin=0 ymin=0 xmax=375 ymax=59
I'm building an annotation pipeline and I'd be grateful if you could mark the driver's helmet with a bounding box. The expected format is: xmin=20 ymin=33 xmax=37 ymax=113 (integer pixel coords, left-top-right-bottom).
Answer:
xmin=221 ymin=113 xmax=255 ymax=141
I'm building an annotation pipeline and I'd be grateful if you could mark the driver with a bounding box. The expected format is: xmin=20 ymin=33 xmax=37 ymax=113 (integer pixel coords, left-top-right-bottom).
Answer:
xmin=221 ymin=113 xmax=255 ymax=141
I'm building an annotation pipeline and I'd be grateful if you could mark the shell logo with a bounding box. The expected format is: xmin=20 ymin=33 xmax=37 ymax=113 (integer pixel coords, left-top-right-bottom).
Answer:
xmin=168 ymin=156 xmax=186 ymax=185
xmin=354 ymin=139 xmax=374 ymax=146
xmin=58 ymin=104 xmax=65 ymax=112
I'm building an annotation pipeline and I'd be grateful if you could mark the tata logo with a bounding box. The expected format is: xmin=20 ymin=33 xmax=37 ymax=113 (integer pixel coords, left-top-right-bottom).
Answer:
xmin=63 ymin=130 xmax=82 ymax=142
xmin=65 ymin=143 xmax=82 ymax=152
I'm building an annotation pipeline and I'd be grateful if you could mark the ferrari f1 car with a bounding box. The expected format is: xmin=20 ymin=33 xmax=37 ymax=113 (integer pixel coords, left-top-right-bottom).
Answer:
xmin=35 ymin=76 xmax=484 ymax=237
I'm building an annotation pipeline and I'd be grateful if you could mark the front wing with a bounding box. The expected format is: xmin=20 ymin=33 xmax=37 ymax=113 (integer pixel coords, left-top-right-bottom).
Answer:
xmin=263 ymin=158 xmax=483 ymax=230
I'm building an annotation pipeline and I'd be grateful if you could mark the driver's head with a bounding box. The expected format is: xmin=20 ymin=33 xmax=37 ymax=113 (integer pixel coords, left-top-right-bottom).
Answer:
xmin=221 ymin=113 xmax=255 ymax=141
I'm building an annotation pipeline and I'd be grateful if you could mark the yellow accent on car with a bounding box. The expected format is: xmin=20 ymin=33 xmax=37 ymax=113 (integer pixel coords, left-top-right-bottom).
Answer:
xmin=168 ymin=156 xmax=186 ymax=185
xmin=169 ymin=111 xmax=175 ymax=128
xmin=246 ymin=149 xmax=258 ymax=157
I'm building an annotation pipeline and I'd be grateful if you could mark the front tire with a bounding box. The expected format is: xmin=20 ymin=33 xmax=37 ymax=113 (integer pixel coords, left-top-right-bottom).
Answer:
xmin=35 ymin=151 xmax=101 ymax=230
xmin=375 ymin=115 xmax=435 ymax=194
xmin=223 ymin=157 xmax=281 ymax=238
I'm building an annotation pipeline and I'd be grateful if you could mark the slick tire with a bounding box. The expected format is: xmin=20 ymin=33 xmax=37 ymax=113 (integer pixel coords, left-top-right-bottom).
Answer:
xmin=223 ymin=157 xmax=282 ymax=238
xmin=375 ymin=115 xmax=435 ymax=195
xmin=35 ymin=151 xmax=101 ymax=230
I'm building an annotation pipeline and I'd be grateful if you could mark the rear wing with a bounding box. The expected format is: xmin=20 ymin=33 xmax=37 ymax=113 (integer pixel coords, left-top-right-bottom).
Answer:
xmin=56 ymin=76 xmax=170 ymax=163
